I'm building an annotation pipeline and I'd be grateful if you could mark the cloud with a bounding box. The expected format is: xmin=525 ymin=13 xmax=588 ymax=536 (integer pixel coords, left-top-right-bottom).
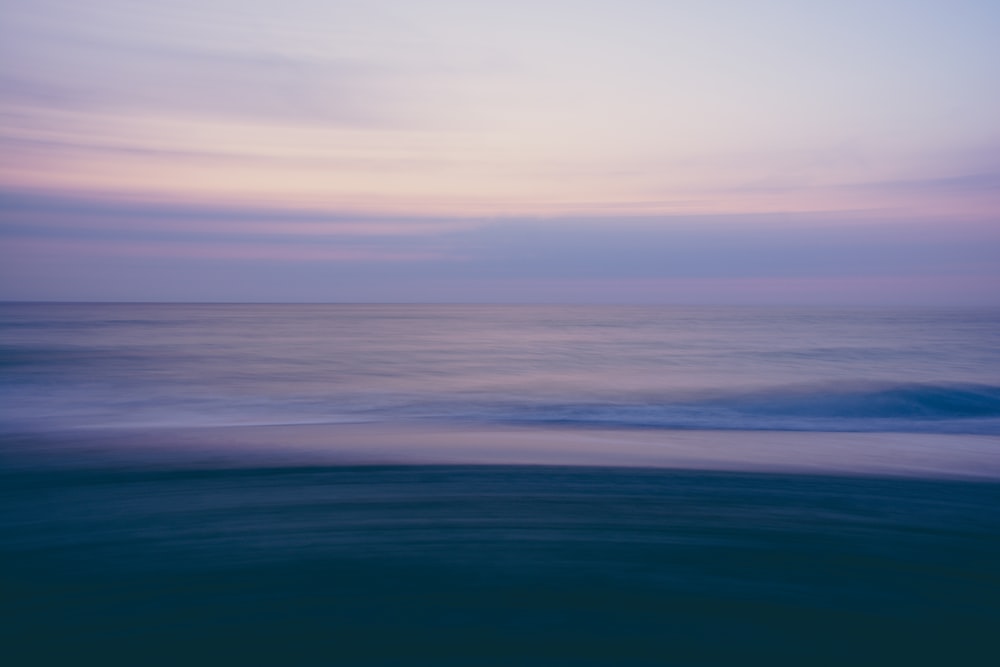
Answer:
xmin=442 ymin=216 xmax=1000 ymax=280
xmin=4 ymin=190 xmax=997 ymax=286
xmin=862 ymin=172 xmax=1000 ymax=194
xmin=0 ymin=189 xmax=464 ymax=267
xmin=3 ymin=188 xmax=997 ymax=304
xmin=0 ymin=30 xmax=423 ymax=128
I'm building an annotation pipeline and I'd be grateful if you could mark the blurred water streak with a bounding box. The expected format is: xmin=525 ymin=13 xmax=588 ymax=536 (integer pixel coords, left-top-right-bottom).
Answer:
xmin=3 ymin=303 xmax=999 ymax=434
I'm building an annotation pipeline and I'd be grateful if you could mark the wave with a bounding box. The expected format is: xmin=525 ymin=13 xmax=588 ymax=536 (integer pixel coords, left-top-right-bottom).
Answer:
xmin=468 ymin=382 xmax=1000 ymax=434
xmin=4 ymin=381 xmax=1000 ymax=436
xmin=716 ymin=382 xmax=1000 ymax=420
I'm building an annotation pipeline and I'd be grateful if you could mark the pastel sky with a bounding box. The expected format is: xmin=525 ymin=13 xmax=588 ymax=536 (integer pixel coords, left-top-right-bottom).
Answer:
xmin=1 ymin=0 xmax=998 ymax=304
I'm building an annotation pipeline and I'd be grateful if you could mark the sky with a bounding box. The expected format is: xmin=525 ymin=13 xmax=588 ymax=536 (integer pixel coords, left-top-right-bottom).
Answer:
xmin=1 ymin=0 xmax=998 ymax=304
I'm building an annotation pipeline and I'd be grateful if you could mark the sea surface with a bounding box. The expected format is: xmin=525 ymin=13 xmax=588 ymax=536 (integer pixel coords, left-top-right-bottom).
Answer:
xmin=3 ymin=303 xmax=999 ymax=435
xmin=2 ymin=303 xmax=999 ymax=665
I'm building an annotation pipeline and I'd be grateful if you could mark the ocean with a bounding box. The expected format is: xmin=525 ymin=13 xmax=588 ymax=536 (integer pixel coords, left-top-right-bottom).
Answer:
xmin=2 ymin=303 xmax=999 ymax=665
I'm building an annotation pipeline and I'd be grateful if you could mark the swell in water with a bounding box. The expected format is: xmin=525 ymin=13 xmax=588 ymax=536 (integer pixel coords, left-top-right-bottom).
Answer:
xmin=5 ymin=380 xmax=999 ymax=435
xmin=479 ymin=381 xmax=1000 ymax=433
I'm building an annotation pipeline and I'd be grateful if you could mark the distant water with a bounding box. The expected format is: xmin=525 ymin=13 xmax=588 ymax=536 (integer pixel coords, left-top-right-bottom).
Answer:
xmin=2 ymin=302 xmax=999 ymax=434
xmin=2 ymin=304 xmax=999 ymax=666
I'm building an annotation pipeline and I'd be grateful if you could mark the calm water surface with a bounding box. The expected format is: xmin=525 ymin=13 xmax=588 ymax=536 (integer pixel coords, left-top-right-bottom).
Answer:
xmin=2 ymin=303 xmax=998 ymax=433
xmin=2 ymin=304 xmax=998 ymax=665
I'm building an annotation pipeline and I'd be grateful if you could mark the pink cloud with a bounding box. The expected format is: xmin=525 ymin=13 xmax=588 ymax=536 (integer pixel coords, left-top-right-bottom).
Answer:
xmin=1 ymin=238 xmax=446 ymax=263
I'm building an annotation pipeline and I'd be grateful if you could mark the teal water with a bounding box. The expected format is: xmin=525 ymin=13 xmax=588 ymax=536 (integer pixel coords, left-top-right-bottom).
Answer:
xmin=2 ymin=304 xmax=999 ymax=665
xmin=2 ymin=463 xmax=998 ymax=666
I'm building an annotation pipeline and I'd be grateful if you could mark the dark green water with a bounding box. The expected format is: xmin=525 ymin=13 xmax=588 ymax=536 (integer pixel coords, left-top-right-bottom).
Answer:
xmin=3 ymin=462 xmax=998 ymax=666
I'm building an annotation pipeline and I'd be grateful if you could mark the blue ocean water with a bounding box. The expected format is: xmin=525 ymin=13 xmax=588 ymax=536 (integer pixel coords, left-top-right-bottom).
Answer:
xmin=2 ymin=304 xmax=999 ymax=666
xmin=2 ymin=302 xmax=999 ymax=434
